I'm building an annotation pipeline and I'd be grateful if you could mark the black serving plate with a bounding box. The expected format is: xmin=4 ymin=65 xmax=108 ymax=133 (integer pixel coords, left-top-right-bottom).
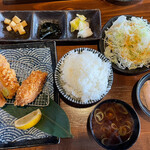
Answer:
xmin=0 ymin=9 xmax=101 ymax=42
xmin=99 ymin=15 xmax=150 ymax=75
xmin=90 ymin=99 xmax=140 ymax=150
xmin=0 ymin=42 xmax=60 ymax=149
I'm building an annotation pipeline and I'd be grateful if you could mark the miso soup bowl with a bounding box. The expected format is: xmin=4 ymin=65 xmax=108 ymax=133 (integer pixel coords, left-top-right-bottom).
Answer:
xmin=89 ymin=99 xmax=140 ymax=150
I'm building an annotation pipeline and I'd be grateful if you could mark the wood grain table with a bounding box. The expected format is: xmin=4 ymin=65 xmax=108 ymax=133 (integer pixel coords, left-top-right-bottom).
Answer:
xmin=0 ymin=0 xmax=150 ymax=149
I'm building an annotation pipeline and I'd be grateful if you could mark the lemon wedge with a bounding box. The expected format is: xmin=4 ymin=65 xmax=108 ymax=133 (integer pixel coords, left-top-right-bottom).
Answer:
xmin=14 ymin=109 xmax=42 ymax=130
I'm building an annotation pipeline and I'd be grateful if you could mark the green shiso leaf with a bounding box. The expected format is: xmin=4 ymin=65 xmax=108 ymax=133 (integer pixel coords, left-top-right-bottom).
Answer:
xmin=2 ymin=99 xmax=73 ymax=138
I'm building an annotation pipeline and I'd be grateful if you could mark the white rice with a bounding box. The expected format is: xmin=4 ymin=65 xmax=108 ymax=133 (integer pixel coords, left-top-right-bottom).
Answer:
xmin=60 ymin=50 xmax=111 ymax=103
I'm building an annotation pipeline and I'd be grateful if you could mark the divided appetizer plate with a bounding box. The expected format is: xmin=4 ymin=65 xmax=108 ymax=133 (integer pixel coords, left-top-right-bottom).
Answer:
xmin=0 ymin=42 xmax=59 ymax=148
xmin=99 ymin=15 xmax=150 ymax=75
xmin=0 ymin=9 xmax=101 ymax=42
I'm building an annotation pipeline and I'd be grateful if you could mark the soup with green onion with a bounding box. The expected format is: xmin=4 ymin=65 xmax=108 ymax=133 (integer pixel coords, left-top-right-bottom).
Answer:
xmin=92 ymin=102 xmax=134 ymax=146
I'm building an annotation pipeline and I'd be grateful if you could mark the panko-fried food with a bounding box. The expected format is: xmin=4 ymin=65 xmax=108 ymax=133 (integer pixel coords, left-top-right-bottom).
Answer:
xmin=0 ymin=54 xmax=19 ymax=99
xmin=14 ymin=70 xmax=48 ymax=106
xmin=0 ymin=92 xmax=6 ymax=107
xmin=0 ymin=54 xmax=10 ymax=68
xmin=0 ymin=67 xmax=20 ymax=99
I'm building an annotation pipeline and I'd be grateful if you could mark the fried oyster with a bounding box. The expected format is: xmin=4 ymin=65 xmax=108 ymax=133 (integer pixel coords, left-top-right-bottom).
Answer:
xmin=0 ymin=55 xmax=19 ymax=100
xmin=14 ymin=70 xmax=48 ymax=106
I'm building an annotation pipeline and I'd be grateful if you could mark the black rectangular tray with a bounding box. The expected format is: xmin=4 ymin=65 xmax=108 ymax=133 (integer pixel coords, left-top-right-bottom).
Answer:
xmin=0 ymin=41 xmax=60 ymax=149
xmin=0 ymin=9 xmax=101 ymax=42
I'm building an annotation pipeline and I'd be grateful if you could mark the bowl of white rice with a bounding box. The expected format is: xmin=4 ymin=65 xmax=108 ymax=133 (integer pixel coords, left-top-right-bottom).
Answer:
xmin=55 ymin=47 xmax=113 ymax=105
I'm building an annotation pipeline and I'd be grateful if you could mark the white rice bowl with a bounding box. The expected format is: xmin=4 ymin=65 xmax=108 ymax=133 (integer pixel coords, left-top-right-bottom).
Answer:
xmin=55 ymin=48 xmax=113 ymax=104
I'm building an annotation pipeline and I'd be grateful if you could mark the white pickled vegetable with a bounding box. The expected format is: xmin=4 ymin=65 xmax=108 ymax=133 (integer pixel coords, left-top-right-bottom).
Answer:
xmin=78 ymin=21 xmax=89 ymax=31
xmin=77 ymin=27 xmax=93 ymax=38
xmin=70 ymin=14 xmax=93 ymax=38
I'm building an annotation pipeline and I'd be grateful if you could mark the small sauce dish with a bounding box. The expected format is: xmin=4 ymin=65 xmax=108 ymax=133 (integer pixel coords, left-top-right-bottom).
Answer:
xmin=136 ymin=73 xmax=150 ymax=117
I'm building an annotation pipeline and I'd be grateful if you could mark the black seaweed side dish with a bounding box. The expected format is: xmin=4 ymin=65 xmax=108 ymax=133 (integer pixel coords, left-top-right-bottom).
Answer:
xmin=40 ymin=22 xmax=62 ymax=39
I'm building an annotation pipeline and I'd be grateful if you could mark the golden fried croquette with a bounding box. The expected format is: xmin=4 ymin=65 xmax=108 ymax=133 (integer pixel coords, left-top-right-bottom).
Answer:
xmin=0 ymin=54 xmax=19 ymax=99
xmin=0 ymin=67 xmax=20 ymax=99
xmin=14 ymin=70 xmax=48 ymax=106
xmin=0 ymin=92 xmax=6 ymax=107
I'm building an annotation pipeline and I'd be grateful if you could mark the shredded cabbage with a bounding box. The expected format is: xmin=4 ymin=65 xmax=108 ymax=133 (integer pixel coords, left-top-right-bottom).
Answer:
xmin=104 ymin=15 xmax=150 ymax=70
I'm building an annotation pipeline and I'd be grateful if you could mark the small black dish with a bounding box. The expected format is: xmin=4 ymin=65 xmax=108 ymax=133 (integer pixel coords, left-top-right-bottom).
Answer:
xmin=32 ymin=11 xmax=66 ymax=40
xmin=67 ymin=9 xmax=101 ymax=41
xmin=136 ymin=73 xmax=150 ymax=117
xmin=0 ymin=11 xmax=32 ymax=40
xmin=89 ymin=99 xmax=140 ymax=150
xmin=99 ymin=15 xmax=150 ymax=75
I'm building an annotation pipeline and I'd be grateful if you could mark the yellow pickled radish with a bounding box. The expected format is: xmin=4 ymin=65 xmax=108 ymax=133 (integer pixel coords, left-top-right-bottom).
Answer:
xmin=70 ymin=17 xmax=80 ymax=32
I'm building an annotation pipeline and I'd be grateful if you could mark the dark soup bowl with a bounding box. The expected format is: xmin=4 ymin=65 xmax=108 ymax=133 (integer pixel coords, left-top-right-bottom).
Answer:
xmin=89 ymin=99 xmax=140 ymax=150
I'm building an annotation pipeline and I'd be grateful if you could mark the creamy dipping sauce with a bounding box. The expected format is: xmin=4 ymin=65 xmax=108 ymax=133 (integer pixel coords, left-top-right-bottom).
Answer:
xmin=140 ymin=80 xmax=150 ymax=110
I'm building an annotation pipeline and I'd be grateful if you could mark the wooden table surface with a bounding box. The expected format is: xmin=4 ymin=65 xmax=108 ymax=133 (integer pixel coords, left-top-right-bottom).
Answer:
xmin=0 ymin=0 xmax=150 ymax=149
